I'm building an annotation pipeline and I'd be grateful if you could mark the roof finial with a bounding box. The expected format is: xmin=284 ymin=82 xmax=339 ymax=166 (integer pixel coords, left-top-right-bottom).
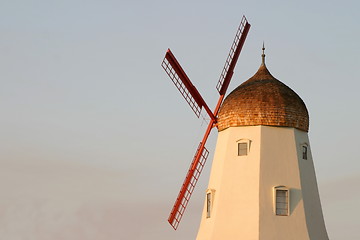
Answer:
xmin=261 ymin=42 xmax=266 ymax=65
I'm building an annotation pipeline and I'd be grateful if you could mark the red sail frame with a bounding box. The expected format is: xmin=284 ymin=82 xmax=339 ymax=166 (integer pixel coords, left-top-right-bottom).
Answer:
xmin=216 ymin=16 xmax=250 ymax=95
xmin=168 ymin=141 xmax=209 ymax=230
xmin=162 ymin=49 xmax=216 ymax=121
xmin=164 ymin=16 xmax=251 ymax=230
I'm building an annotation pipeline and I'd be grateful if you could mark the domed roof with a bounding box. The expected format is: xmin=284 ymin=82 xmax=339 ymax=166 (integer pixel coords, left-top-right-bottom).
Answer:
xmin=217 ymin=59 xmax=309 ymax=132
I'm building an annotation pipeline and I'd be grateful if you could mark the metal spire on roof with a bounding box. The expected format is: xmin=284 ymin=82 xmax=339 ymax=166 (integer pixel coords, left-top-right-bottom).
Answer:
xmin=261 ymin=42 xmax=266 ymax=65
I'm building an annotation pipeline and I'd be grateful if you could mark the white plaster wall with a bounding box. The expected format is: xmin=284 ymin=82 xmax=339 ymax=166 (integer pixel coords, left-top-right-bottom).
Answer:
xmin=295 ymin=129 xmax=329 ymax=240
xmin=259 ymin=126 xmax=310 ymax=240
xmin=196 ymin=126 xmax=328 ymax=240
xmin=196 ymin=126 xmax=261 ymax=240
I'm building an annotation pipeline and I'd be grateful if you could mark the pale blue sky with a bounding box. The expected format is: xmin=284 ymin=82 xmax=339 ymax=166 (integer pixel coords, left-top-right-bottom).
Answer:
xmin=0 ymin=0 xmax=359 ymax=239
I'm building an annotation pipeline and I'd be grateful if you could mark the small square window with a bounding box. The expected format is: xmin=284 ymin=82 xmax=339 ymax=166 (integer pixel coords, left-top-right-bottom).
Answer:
xmin=302 ymin=146 xmax=307 ymax=160
xmin=238 ymin=143 xmax=248 ymax=156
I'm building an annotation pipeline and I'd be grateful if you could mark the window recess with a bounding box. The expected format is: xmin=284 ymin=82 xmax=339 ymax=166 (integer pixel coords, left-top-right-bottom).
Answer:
xmin=274 ymin=186 xmax=289 ymax=216
xmin=300 ymin=143 xmax=309 ymax=160
xmin=206 ymin=189 xmax=215 ymax=218
xmin=236 ymin=138 xmax=251 ymax=156
xmin=302 ymin=146 xmax=308 ymax=160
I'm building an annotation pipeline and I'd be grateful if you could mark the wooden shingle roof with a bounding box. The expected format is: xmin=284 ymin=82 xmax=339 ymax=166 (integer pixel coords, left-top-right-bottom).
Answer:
xmin=217 ymin=64 xmax=309 ymax=132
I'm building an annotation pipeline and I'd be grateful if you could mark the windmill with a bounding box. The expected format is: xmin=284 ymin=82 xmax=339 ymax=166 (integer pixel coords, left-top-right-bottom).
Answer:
xmin=161 ymin=15 xmax=251 ymax=230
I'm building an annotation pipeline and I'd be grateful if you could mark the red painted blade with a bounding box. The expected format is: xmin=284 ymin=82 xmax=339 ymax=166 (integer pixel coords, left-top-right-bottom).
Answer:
xmin=162 ymin=49 xmax=216 ymax=121
xmin=216 ymin=15 xmax=251 ymax=95
xmin=165 ymin=16 xmax=251 ymax=231
xmin=168 ymin=142 xmax=210 ymax=230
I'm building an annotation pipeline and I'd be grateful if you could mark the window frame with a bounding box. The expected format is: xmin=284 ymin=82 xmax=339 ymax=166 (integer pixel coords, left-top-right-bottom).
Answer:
xmin=236 ymin=138 xmax=251 ymax=157
xmin=206 ymin=189 xmax=215 ymax=218
xmin=238 ymin=142 xmax=248 ymax=156
xmin=206 ymin=192 xmax=211 ymax=218
xmin=300 ymin=142 xmax=309 ymax=160
xmin=273 ymin=186 xmax=290 ymax=216
xmin=302 ymin=145 xmax=308 ymax=160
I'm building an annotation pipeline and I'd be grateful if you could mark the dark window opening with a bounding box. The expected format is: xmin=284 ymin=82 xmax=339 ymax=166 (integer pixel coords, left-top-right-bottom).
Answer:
xmin=238 ymin=142 xmax=248 ymax=156
xmin=276 ymin=189 xmax=289 ymax=216
xmin=302 ymin=146 xmax=308 ymax=160
xmin=206 ymin=193 xmax=211 ymax=218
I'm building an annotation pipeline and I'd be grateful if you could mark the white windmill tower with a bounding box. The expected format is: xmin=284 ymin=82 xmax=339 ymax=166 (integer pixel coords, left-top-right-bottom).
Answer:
xmin=196 ymin=45 xmax=329 ymax=239
xmin=161 ymin=16 xmax=328 ymax=240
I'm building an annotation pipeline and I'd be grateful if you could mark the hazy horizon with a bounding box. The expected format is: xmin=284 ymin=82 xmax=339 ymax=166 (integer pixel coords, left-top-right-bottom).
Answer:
xmin=1 ymin=0 xmax=359 ymax=239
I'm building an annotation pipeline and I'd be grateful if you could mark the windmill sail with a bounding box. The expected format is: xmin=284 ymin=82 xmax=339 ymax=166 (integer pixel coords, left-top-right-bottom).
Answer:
xmin=162 ymin=49 xmax=216 ymax=121
xmin=168 ymin=142 xmax=209 ymax=230
xmin=161 ymin=15 xmax=250 ymax=231
xmin=216 ymin=15 xmax=250 ymax=95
